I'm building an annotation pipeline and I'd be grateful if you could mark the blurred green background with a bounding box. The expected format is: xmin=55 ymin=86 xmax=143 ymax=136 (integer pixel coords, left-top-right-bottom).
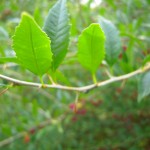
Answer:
xmin=0 ymin=0 xmax=150 ymax=149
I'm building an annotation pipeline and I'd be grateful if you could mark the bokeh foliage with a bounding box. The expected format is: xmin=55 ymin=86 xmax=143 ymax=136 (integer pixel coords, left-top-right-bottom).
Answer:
xmin=0 ymin=0 xmax=150 ymax=149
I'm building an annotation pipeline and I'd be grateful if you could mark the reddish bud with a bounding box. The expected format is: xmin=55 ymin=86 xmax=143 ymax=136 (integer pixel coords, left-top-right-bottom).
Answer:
xmin=91 ymin=100 xmax=103 ymax=107
xmin=91 ymin=101 xmax=98 ymax=106
xmin=71 ymin=116 xmax=78 ymax=122
xmin=122 ymin=46 xmax=127 ymax=51
xmin=116 ymin=88 xmax=122 ymax=94
xmin=69 ymin=103 xmax=75 ymax=110
xmin=118 ymin=53 xmax=123 ymax=59
xmin=69 ymin=103 xmax=77 ymax=113
xmin=29 ymin=128 xmax=36 ymax=134
xmin=76 ymin=109 xmax=87 ymax=115
xmin=3 ymin=9 xmax=11 ymax=16
xmin=24 ymin=134 xmax=30 ymax=143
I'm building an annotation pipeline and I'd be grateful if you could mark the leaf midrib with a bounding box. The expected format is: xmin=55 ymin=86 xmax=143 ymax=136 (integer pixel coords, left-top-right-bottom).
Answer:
xmin=28 ymin=20 xmax=40 ymax=75
xmin=53 ymin=1 xmax=64 ymax=43
xmin=90 ymin=26 xmax=96 ymax=73
xmin=51 ymin=0 xmax=66 ymax=70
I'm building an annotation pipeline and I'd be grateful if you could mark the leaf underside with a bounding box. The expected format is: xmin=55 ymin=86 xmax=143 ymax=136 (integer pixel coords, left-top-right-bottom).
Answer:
xmin=99 ymin=17 xmax=121 ymax=66
xmin=12 ymin=12 xmax=52 ymax=76
xmin=78 ymin=23 xmax=105 ymax=74
xmin=138 ymin=71 xmax=150 ymax=102
xmin=43 ymin=0 xmax=70 ymax=71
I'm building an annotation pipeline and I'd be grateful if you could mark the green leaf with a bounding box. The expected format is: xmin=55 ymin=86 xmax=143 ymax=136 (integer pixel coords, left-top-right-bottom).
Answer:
xmin=78 ymin=23 xmax=105 ymax=74
xmin=55 ymin=70 xmax=70 ymax=85
xmin=99 ymin=17 xmax=121 ymax=66
xmin=142 ymin=55 xmax=150 ymax=66
xmin=48 ymin=70 xmax=70 ymax=85
xmin=43 ymin=0 xmax=70 ymax=71
xmin=138 ymin=71 xmax=150 ymax=102
xmin=12 ymin=12 xmax=52 ymax=76
xmin=34 ymin=8 xmax=43 ymax=26
xmin=0 ymin=57 xmax=19 ymax=64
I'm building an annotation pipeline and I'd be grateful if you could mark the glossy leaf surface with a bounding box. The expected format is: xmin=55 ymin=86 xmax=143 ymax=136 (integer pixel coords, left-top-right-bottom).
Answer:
xmin=12 ymin=12 xmax=52 ymax=76
xmin=99 ymin=17 xmax=121 ymax=66
xmin=43 ymin=0 xmax=70 ymax=71
xmin=78 ymin=23 xmax=105 ymax=74
xmin=138 ymin=71 xmax=150 ymax=102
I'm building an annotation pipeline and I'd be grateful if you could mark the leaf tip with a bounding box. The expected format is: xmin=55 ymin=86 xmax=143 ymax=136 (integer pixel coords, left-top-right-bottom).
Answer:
xmin=21 ymin=12 xmax=33 ymax=21
xmin=21 ymin=11 xmax=29 ymax=17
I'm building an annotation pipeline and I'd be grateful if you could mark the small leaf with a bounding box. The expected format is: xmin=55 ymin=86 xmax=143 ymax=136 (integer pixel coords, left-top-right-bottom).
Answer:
xmin=142 ymin=55 xmax=150 ymax=66
xmin=12 ymin=12 xmax=52 ymax=76
xmin=43 ymin=0 xmax=70 ymax=71
xmin=138 ymin=71 xmax=150 ymax=102
xmin=48 ymin=70 xmax=70 ymax=85
xmin=99 ymin=17 xmax=121 ymax=66
xmin=78 ymin=23 xmax=105 ymax=74
xmin=0 ymin=57 xmax=19 ymax=64
xmin=34 ymin=8 xmax=43 ymax=26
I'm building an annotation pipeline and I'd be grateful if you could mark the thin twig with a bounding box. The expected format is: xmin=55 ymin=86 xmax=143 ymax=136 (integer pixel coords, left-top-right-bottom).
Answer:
xmin=0 ymin=83 xmax=13 ymax=96
xmin=0 ymin=132 xmax=26 ymax=147
xmin=47 ymin=73 xmax=56 ymax=85
xmin=104 ymin=68 xmax=114 ymax=78
xmin=0 ymin=87 xmax=9 ymax=96
xmin=0 ymin=64 xmax=150 ymax=92
xmin=0 ymin=114 xmax=65 ymax=147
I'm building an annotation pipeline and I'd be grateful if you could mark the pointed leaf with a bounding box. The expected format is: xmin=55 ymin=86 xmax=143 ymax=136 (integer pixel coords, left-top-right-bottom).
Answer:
xmin=138 ymin=71 xmax=150 ymax=102
xmin=78 ymin=23 xmax=105 ymax=74
xmin=0 ymin=57 xmax=19 ymax=64
xmin=48 ymin=70 xmax=70 ymax=85
xmin=99 ymin=17 xmax=121 ymax=66
xmin=12 ymin=12 xmax=52 ymax=76
xmin=43 ymin=0 xmax=70 ymax=71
